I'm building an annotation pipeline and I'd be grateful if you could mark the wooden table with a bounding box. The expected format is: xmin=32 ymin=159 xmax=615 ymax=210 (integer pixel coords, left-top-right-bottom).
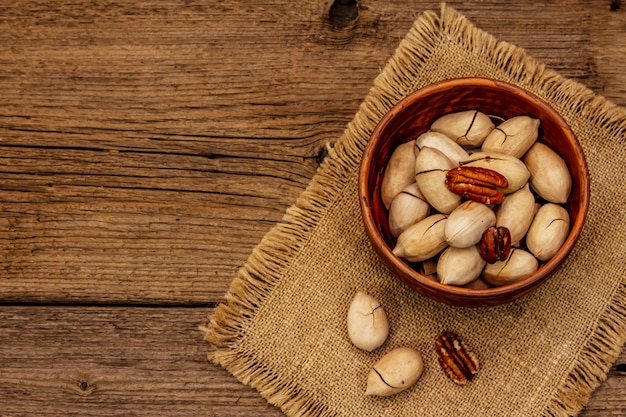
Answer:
xmin=0 ymin=1 xmax=623 ymax=415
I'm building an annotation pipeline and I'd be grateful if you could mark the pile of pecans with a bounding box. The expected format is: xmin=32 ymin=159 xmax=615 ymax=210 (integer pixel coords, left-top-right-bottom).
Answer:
xmin=382 ymin=110 xmax=572 ymax=288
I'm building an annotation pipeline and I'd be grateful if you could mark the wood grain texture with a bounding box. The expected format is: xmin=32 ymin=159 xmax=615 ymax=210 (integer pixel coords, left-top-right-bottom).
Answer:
xmin=0 ymin=0 xmax=623 ymax=415
xmin=2 ymin=0 xmax=623 ymax=304
xmin=0 ymin=307 xmax=284 ymax=416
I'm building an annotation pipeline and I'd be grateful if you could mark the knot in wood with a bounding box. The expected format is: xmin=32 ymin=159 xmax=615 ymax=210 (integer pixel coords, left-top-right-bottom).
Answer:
xmin=328 ymin=0 xmax=359 ymax=29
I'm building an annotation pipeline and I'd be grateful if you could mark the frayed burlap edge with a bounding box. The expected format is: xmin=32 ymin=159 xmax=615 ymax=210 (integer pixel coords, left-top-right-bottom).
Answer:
xmin=544 ymin=290 xmax=626 ymax=416
xmin=202 ymin=4 xmax=626 ymax=417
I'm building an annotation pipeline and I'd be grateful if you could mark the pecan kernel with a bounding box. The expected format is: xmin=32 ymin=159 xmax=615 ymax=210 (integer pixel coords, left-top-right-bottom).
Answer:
xmin=479 ymin=226 xmax=512 ymax=263
xmin=435 ymin=331 xmax=480 ymax=386
xmin=445 ymin=167 xmax=508 ymax=205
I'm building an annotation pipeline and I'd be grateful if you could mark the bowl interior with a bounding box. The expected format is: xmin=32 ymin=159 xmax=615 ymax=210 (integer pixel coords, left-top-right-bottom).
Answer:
xmin=359 ymin=78 xmax=590 ymax=307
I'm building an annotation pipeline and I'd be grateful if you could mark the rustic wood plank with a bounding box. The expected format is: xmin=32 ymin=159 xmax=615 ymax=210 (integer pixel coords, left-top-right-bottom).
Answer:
xmin=0 ymin=0 xmax=374 ymax=303
xmin=0 ymin=306 xmax=622 ymax=416
xmin=583 ymin=361 xmax=626 ymax=416
xmin=588 ymin=1 xmax=626 ymax=104
xmin=0 ymin=306 xmax=284 ymax=416
xmin=1 ymin=0 xmax=624 ymax=303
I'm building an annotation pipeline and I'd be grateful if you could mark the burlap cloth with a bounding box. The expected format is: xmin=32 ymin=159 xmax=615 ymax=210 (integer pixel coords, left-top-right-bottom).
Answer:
xmin=203 ymin=5 xmax=626 ymax=416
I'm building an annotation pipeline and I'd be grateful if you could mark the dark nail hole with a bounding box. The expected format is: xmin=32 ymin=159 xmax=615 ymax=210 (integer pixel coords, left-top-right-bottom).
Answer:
xmin=610 ymin=0 xmax=621 ymax=10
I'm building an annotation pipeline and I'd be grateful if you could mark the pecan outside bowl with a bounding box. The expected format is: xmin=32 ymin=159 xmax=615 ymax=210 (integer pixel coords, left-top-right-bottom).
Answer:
xmin=358 ymin=77 xmax=590 ymax=307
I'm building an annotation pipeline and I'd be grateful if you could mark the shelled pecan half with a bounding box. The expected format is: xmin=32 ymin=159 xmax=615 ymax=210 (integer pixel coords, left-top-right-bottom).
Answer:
xmin=479 ymin=226 xmax=512 ymax=263
xmin=445 ymin=166 xmax=508 ymax=204
xmin=435 ymin=331 xmax=480 ymax=386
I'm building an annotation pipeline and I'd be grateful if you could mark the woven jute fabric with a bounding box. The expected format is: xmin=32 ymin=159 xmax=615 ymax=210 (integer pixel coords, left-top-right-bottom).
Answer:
xmin=203 ymin=5 xmax=626 ymax=416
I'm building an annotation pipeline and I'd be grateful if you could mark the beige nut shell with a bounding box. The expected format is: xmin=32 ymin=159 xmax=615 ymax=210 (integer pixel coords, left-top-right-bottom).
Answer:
xmin=415 ymin=147 xmax=461 ymax=214
xmin=392 ymin=214 xmax=448 ymax=263
xmin=381 ymin=140 xmax=418 ymax=209
xmin=346 ymin=291 xmax=389 ymax=352
xmin=526 ymin=203 xmax=570 ymax=261
xmin=523 ymin=142 xmax=572 ymax=204
xmin=365 ymin=347 xmax=424 ymax=396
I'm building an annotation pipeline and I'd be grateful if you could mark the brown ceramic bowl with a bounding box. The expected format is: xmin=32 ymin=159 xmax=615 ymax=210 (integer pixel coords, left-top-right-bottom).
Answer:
xmin=358 ymin=77 xmax=590 ymax=307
